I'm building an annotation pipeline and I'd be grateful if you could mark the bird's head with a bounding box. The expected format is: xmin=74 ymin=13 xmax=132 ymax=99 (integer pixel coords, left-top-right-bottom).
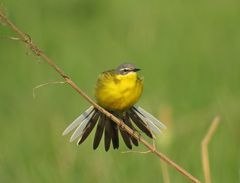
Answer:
xmin=115 ymin=63 xmax=141 ymax=75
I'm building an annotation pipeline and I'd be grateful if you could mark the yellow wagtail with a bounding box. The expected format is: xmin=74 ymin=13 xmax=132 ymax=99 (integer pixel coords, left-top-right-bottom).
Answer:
xmin=63 ymin=63 xmax=166 ymax=151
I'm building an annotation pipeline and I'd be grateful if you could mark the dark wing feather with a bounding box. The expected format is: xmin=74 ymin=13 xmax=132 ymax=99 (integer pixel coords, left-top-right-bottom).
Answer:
xmin=78 ymin=110 xmax=100 ymax=145
xmin=93 ymin=113 xmax=105 ymax=150
xmin=128 ymin=109 xmax=153 ymax=138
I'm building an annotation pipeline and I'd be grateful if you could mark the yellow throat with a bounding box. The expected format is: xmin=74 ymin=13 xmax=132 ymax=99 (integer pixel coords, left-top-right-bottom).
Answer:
xmin=95 ymin=70 xmax=143 ymax=111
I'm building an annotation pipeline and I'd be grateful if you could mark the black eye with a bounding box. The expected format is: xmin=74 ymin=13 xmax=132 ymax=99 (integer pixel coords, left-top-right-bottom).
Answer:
xmin=119 ymin=68 xmax=129 ymax=74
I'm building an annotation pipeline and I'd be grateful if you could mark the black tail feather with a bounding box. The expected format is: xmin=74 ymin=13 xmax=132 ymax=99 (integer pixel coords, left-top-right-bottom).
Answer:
xmin=119 ymin=127 xmax=132 ymax=149
xmin=111 ymin=122 xmax=119 ymax=149
xmin=104 ymin=116 xmax=112 ymax=151
xmin=107 ymin=112 xmax=133 ymax=150
xmin=124 ymin=114 xmax=139 ymax=146
xmin=127 ymin=109 xmax=153 ymax=138
xmin=93 ymin=113 xmax=105 ymax=149
xmin=78 ymin=110 xmax=100 ymax=145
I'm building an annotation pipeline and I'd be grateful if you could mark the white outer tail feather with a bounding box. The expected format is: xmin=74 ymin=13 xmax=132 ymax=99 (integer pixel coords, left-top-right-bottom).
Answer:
xmin=62 ymin=106 xmax=94 ymax=136
xmin=134 ymin=105 xmax=166 ymax=133
xmin=69 ymin=111 xmax=95 ymax=142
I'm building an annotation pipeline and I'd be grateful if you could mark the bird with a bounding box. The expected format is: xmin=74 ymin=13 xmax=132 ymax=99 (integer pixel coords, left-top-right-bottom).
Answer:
xmin=62 ymin=63 xmax=166 ymax=151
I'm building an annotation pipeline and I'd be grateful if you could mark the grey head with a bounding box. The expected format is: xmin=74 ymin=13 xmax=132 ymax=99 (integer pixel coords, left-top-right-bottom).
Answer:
xmin=115 ymin=63 xmax=141 ymax=75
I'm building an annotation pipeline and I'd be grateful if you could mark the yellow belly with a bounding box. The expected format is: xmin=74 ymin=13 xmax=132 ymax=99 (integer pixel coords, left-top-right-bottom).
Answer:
xmin=95 ymin=72 xmax=143 ymax=111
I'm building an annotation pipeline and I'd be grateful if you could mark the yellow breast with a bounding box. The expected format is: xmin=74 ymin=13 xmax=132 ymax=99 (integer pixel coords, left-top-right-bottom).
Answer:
xmin=95 ymin=71 xmax=143 ymax=111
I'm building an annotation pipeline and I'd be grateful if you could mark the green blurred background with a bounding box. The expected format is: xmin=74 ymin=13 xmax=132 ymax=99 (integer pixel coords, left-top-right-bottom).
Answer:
xmin=0 ymin=0 xmax=240 ymax=182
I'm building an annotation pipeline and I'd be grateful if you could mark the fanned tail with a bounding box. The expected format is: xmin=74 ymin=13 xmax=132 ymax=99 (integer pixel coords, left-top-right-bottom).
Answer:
xmin=62 ymin=105 xmax=166 ymax=151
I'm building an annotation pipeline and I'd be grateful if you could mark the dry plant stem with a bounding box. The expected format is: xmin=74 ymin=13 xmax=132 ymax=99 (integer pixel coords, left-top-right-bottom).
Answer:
xmin=121 ymin=132 xmax=156 ymax=154
xmin=33 ymin=81 xmax=66 ymax=98
xmin=201 ymin=116 xmax=220 ymax=183
xmin=0 ymin=35 xmax=20 ymax=40
xmin=0 ymin=10 xmax=201 ymax=183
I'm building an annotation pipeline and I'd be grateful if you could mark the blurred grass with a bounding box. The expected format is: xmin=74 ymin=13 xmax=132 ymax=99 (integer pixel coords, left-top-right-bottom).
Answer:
xmin=0 ymin=0 xmax=240 ymax=182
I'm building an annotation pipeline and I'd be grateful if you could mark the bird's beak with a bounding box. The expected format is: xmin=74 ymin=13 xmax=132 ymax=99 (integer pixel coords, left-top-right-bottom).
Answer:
xmin=133 ymin=68 xmax=141 ymax=72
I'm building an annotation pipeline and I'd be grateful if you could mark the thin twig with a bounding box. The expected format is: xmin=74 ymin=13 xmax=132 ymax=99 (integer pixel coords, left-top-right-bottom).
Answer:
xmin=33 ymin=81 xmax=66 ymax=98
xmin=121 ymin=150 xmax=151 ymax=154
xmin=0 ymin=9 xmax=201 ymax=183
xmin=201 ymin=116 xmax=221 ymax=183
xmin=121 ymin=138 xmax=156 ymax=154
xmin=0 ymin=35 xmax=20 ymax=40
